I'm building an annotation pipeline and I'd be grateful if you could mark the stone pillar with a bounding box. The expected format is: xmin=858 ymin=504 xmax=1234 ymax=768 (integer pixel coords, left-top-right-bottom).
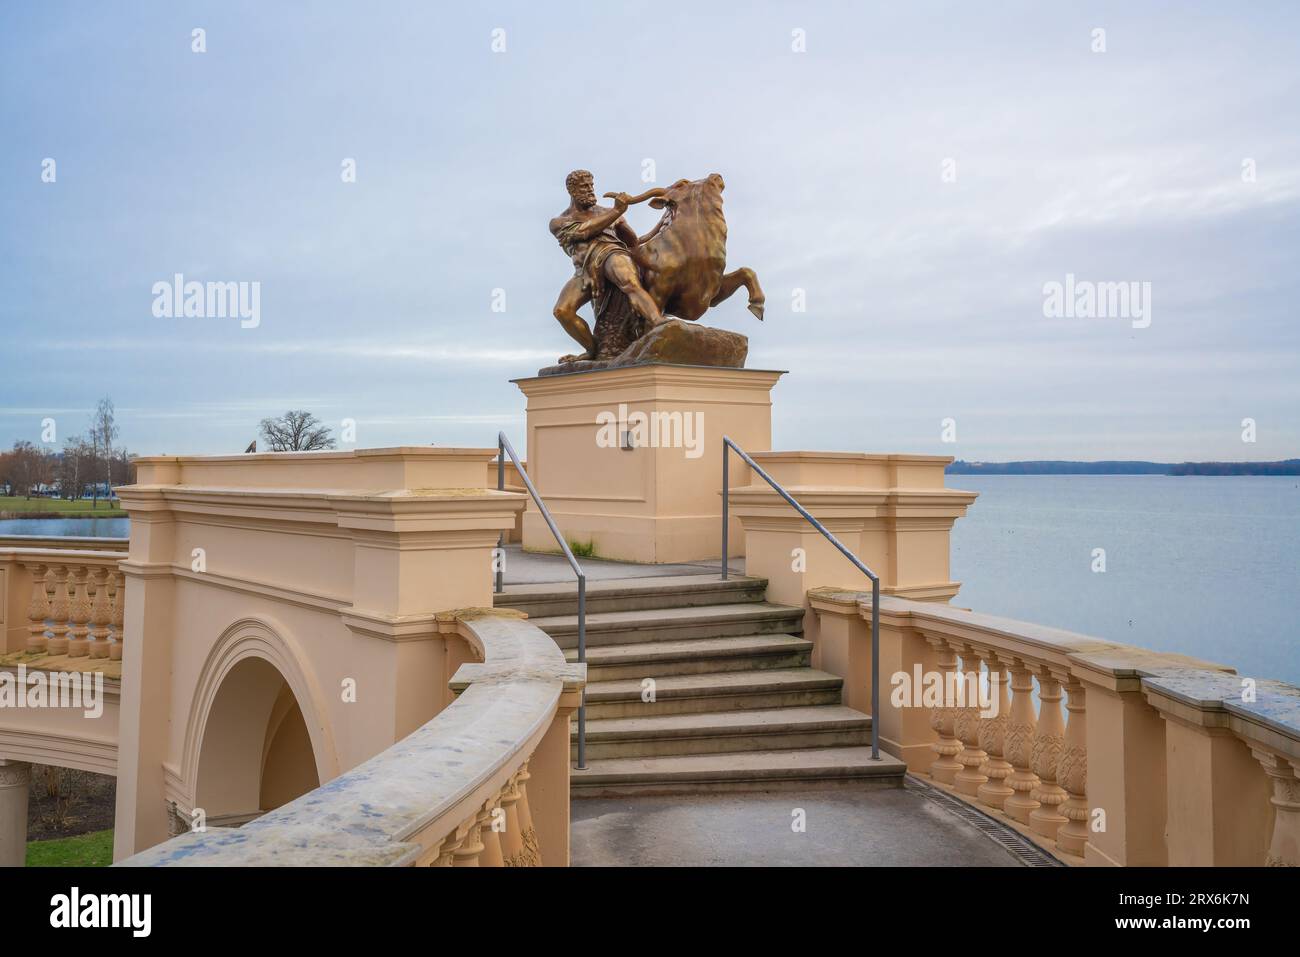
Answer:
xmin=0 ymin=760 xmax=31 ymax=867
xmin=1070 ymin=658 xmax=1169 ymax=866
xmin=808 ymin=590 xmax=874 ymax=714
xmin=1149 ymin=706 xmax=1272 ymax=866
xmin=111 ymin=502 xmax=177 ymax=861
xmin=525 ymin=696 xmax=580 ymax=866
xmin=870 ymin=603 xmax=941 ymax=771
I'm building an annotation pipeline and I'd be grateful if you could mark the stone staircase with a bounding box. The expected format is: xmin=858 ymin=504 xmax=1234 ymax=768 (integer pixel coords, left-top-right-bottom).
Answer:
xmin=494 ymin=574 xmax=907 ymax=795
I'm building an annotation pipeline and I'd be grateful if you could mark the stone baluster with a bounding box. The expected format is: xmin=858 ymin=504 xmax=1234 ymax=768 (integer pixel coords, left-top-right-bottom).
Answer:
xmin=927 ymin=638 xmax=963 ymax=784
xmin=25 ymin=563 xmax=50 ymax=653
xmin=109 ymin=570 xmax=125 ymax=661
xmin=498 ymin=771 xmax=527 ymax=866
xmin=66 ymin=566 xmax=92 ymax=657
xmin=953 ymin=647 xmax=988 ymax=795
xmin=88 ymin=566 xmax=112 ymax=659
xmin=477 ymin=800 xmax=505 ymax=867
xmin=514 ymin=763 xmax=541 ymax=865
xmin=1029 ymin=668 xmax=1069 ymax=841
xmin=978 ymin=660 xmax=1014 ymax=809
xmin=451 ymin=813 xmax=485 ymax=866
xmin=46 ymin=565 xmax=71 ymax=655
xmin=1054 ymin=678 xmax=1090 ymax=856
xmin=1251 ymin=749 xmax=1300 ymax=867
xmin=1001 ymin=659 xmax=1041 ymax=824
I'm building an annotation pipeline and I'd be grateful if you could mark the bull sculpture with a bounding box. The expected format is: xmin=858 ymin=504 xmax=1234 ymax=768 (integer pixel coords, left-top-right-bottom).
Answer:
xmin=548 ymin=171 xmax=764 ymax=367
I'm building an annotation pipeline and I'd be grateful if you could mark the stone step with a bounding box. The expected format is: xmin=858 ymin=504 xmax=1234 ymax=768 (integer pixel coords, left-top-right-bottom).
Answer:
xmin=571 ymin=705 xmax=872 ymax=759
xmin=581 ymin=668 xmax=841 ymax=718
xmin=531 ymin=602 xmax=805 ymax=649
xmin=568 ymin=634 xmax=812 ymax=680
xmin=570 ymin=746 xmax=907 ymax=795
xmin=493 ymin=574 xmax=767 ymax=618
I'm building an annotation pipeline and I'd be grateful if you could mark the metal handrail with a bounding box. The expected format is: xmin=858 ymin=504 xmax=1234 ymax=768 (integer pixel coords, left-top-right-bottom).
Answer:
xmin=494 ymin=432 xmax=587 ymax=769
xmin=721 ymin=436 xmax=881 ymax=760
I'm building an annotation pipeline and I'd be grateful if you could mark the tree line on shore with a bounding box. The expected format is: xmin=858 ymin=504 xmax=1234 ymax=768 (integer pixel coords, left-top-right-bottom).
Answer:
xmin=0 ymin=398 xmax=132 ymax=502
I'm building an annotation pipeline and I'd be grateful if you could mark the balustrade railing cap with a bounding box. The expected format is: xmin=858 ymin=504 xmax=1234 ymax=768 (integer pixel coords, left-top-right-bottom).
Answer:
xmin=1142 ymin=669 xmax=1300 ymax=752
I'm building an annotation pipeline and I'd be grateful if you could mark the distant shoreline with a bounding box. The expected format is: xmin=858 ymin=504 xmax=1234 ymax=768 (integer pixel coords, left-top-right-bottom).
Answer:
xmin=947 ymin=459 xmax=1300 ymax=476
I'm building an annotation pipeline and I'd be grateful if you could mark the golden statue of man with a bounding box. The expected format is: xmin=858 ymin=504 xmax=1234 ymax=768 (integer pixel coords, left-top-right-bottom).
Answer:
xmin=549 ymin=169 xmax=664 ymax=362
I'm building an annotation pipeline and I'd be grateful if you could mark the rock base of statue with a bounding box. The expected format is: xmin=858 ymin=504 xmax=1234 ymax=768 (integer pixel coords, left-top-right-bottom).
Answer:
xmin=539 ymin=318 xmax=749 ymax=376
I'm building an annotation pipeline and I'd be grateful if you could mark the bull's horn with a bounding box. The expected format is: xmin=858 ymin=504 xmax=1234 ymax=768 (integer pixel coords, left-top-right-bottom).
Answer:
xmin=604 ymin=187 xmax=668 ymax=205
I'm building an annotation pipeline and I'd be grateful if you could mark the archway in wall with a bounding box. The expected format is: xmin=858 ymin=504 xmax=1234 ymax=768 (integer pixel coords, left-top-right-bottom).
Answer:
xmin=194 ymin=656 xmax=320 ymax=825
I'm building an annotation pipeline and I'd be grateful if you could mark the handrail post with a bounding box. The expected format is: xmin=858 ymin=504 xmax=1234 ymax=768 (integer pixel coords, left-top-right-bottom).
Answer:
xmin=576 ymin=574 xmax=587 ymax=770
xmin=721 ymin=438 xmax=729 ymax=581
xmin=495 ymin=437 xmax=504 ymax=595
xmin=871 ymin=577 xmax=880 ymax=760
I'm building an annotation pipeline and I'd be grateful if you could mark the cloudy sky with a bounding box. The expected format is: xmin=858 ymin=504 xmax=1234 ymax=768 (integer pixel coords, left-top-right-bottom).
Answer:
xmin=2 ymin=2 xmax=1297 ymax=461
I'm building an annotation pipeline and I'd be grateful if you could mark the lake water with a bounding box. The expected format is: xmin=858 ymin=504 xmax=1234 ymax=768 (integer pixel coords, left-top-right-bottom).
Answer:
xmin=950 ymin=475 xmax=1300 ymax=686
xmin=0 ymin=517 xmax=130 ymax=538
xmin=3 ymin=479 xmax=1297 ymax=685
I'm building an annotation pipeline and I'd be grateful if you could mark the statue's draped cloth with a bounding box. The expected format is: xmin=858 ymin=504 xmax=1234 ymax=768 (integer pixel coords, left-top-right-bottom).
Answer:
xmin=554 ymin=219 xmax=644 ymax=358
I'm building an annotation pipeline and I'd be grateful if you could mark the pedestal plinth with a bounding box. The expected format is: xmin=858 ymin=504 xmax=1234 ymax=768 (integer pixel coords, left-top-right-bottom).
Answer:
xmin=512 ymin=363 xmax=784 ymax=563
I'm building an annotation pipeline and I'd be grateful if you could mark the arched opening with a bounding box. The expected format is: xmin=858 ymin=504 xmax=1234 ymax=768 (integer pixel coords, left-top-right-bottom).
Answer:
xmin=194 ymin=656 xmax=320 ymax=825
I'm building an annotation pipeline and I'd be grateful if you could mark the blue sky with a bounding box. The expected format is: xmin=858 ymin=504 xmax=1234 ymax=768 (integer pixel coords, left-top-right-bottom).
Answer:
xmin=2 ymin=2 xmax=1297 ymax=460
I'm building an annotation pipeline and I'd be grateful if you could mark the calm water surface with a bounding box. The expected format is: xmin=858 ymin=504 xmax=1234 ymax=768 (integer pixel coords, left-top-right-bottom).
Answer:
xmin=950 ymin=476 xmax=1300 ymax=686
xmin=0 ymin=517 xmax=130 ymax=537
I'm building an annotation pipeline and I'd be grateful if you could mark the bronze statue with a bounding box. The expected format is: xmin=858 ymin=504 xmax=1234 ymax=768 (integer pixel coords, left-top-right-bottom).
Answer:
xmin=549 ymin=170 xmax=665 ymax=363
xmin=547 ymin=170 xmax=764 ymax=370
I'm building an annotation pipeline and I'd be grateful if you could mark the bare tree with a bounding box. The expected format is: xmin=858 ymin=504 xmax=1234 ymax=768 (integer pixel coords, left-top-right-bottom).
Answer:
xmin=5 ymin=441 xmax=39 ymax=497
xmin=88 ymin=397 xmax=119 ymax=508
xmin=258 ymin=411 xmax=336 ymax=452
xmin=59 ymin=435 xmax=90 ymax=499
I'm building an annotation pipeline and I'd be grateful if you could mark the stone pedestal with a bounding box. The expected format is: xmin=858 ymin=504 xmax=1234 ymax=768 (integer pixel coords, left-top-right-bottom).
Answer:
xmin=513 ymin=363 xmax=784 ymax=563
xmin=0 ymin=760 xmax=30 ymax=867
xmin=729 ymin=451 xmax=977 ymax=605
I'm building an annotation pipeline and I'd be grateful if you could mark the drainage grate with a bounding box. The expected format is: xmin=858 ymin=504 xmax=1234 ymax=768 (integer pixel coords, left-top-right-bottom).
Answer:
xmin=905 ymin=774 xmax=1064 ymax=867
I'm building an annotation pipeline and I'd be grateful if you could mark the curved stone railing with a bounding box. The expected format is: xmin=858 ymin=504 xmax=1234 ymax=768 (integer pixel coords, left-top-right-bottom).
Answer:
xmin=119 ymin=611 xmax=584 ymax=866
xmin=0 ymin=547 xmax=127 ymax=661
xmin=810 ymin=588 xmax=1300 ymax=867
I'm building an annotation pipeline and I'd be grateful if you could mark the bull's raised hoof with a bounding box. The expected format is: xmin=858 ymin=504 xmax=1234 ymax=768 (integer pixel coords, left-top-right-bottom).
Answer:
xmin=537 ymin=319 xmax=748 ymax=376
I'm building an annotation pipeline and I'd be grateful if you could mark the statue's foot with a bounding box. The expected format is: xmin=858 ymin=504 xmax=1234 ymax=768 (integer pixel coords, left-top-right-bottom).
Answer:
xmin=748 ymin=299 xmax=765 ymax=321
xmin=558 ymin=350 xmax=595 ymax=364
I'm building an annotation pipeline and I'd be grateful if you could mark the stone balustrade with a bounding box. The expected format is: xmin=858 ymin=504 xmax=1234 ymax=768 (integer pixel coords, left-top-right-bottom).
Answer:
xmin=119 ymin=610 xmax=584 ymax=867
xmin=0 ymin=547 xmax=127 ymax=663
xmin=810 ymin=588 xmax=1300 ymax=866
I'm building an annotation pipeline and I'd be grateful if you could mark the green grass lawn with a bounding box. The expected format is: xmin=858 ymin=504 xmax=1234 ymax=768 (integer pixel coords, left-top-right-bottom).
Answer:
xmin=26 ymin=828 xmax=114 ymax=866
xmin=0 ymin=496 xmax=125 ymax=517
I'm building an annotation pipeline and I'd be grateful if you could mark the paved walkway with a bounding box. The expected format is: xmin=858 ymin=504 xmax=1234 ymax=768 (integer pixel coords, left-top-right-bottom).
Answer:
xmin=571 ymin=780 xmax=1033 ymax=866
xmin=501 ymin=544 xmax=742 ymax=585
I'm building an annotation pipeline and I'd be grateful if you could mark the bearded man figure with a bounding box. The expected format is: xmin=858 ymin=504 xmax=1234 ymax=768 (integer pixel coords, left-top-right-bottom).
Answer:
xmin=549 ymin=169 xmax=664 ymax=363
